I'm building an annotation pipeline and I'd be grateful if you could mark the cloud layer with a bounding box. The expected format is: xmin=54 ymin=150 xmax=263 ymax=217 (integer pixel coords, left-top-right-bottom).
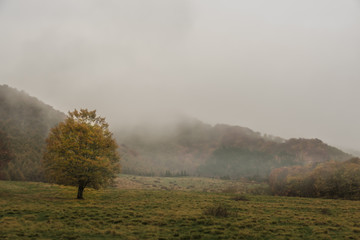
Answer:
xmin=1 ymin=0 xmax=360 ymax=149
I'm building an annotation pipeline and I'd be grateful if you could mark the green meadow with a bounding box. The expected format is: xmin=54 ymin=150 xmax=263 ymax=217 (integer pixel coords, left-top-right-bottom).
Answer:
xmin=1 ymin=176 xmax=360 ymax=240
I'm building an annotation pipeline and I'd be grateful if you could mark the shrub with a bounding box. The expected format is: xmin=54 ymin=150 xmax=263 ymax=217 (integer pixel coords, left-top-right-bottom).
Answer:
xmin=319 ymin=208 xmax=332 ymax=215
xmin=231 ymin=195 xmax=250 ymax=201
xmin=203 ymin=203 xmax=230 ymax=217
xmin=268 ymin=158 xmax=360 ymax=200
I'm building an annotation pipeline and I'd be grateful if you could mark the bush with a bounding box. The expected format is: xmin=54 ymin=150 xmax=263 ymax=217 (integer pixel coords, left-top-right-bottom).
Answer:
xmin=319 ymin=208 xmax=332 ymax=215
xmin=268 ymin=158 xmax=360 ymax=200
xmin=203 ymin=203 xmax=231 ymax=217
xmin=231 ymin=195 xmax=250 ymax=201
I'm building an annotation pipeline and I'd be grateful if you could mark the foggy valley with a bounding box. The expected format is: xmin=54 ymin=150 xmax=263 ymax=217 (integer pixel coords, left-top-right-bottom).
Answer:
xmin=1 ymin=1 xmax=360 ymax=239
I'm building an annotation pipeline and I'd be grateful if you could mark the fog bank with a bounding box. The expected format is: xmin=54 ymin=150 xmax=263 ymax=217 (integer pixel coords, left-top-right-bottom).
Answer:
xmin=1 ymin=0 xmax=360 ymax=150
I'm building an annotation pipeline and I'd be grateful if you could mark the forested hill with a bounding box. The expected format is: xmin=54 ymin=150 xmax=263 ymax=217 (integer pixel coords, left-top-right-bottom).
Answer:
xmin=0 ymin=84 xmax=352 ymax=181
xmin=116 ymin=118 xmax=351 ymax=178
xmin=0 ymin=85 xmax=65 ymax=181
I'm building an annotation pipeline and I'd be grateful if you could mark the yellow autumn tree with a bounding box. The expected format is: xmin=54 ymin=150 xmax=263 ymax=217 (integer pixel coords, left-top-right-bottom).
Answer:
xmin=43 ymin=109 xmax=120 ymax=199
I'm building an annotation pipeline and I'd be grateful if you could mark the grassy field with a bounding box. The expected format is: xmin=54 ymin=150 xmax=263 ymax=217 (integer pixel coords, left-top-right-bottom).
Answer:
xmin=115 ymin=174 xmax=269 ymax=194
xmin=1 ymin=177 xmax=360 ymax=240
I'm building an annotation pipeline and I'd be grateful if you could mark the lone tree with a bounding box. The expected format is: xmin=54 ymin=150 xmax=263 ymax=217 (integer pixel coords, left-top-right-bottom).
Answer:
xmin=43 ymin=109 xmax=120 ymax=199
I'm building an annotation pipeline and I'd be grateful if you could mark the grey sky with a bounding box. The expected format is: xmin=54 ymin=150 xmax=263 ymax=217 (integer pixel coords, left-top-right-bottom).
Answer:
xmin=1 ymin=0 xmax=360 ymax=150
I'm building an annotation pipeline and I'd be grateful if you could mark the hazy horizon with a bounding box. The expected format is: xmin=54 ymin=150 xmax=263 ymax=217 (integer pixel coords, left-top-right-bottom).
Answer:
xmin=1 ymin=0 xmax=360 ymax=150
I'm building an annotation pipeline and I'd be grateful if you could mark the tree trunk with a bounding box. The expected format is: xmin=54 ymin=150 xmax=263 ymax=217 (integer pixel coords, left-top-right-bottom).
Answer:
xmin=77 ymin=185 xmax=85 ymax=199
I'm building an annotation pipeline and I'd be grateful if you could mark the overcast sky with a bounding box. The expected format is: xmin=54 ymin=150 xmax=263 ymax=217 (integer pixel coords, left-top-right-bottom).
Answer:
xmin=1 ymin=0 xmax=360 ymax=150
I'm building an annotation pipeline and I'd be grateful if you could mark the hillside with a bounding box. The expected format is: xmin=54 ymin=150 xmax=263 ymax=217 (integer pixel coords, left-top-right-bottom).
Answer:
xmin=0 ymin=84 xmax=351 ymax=181
xmin=0 ymin=85 xmax=65 ymax=181
xmin=116 ymin=119 xmax=351 ymax=178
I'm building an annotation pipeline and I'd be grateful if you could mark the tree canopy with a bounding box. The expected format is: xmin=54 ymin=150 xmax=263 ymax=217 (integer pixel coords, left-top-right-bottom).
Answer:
xmin=43 ymin=109 xmax=120 ymax=199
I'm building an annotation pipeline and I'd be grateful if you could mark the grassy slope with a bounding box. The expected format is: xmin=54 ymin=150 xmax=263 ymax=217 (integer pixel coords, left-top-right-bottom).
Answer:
xmin=1 ymin=179 xmax=360 ymax=240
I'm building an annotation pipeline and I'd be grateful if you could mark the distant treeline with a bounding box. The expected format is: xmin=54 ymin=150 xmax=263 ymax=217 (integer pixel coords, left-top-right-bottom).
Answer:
xmin=197 ymin=147 xmax=292 ymax=179
xmin=117 ymin=120 xmax=351 ymax=179
xmin=122 ymin=168 xmax=189 ymax=177
xmin=269 ymin=158 xmax=360 ymax=200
